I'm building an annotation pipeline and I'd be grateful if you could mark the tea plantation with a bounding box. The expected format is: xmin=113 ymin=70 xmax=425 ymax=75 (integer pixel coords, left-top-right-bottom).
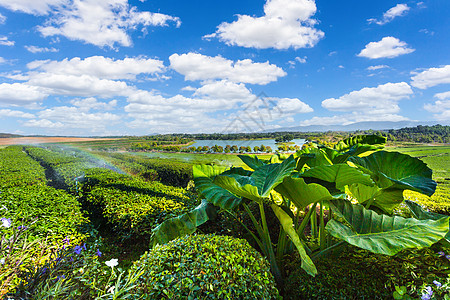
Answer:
xmin=1 ymin=138 xmax=450 ymax=299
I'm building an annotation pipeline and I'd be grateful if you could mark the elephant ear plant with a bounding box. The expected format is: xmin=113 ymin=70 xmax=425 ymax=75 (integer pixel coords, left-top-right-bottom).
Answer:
xmin=151 ymin=135 xmax=449 ymax=287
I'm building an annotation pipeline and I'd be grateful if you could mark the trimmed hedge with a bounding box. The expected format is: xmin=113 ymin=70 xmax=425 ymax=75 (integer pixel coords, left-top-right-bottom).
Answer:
xmin=81 ymin=168 xmax=198 ymax=235
xmin=283 ymin=245 xmax=450 ymax=299
xmin=130 ymin=234 xmax=279 ymax=299
xmin=101 ymin=153 xmax=193 ymax=187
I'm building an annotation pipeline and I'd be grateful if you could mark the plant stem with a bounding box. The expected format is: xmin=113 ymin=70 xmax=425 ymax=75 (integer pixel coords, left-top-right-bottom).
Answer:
xmin=311 ymin=204 xmax=317 ymax=239
xmin=297 ymin=202 xmax=317 ymax=239
xmin=319 ymin=202 xmax=326 ymax=250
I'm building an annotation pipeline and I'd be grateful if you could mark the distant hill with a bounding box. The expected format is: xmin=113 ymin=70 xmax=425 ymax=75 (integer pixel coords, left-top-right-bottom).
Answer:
xmin=0 ymin=133 xmax=23 ymax=138
xmin=266 ymin=121 xmax=445 ymax=133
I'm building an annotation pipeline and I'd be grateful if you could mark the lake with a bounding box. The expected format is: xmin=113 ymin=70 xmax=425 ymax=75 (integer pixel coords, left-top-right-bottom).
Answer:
xmin=187 ymin=139 xmax=306 ymax=150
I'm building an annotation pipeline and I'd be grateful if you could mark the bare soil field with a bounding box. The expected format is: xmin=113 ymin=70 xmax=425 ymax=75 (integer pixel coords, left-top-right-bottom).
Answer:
xmin=0 ymin=137 xmax=118 ymax=146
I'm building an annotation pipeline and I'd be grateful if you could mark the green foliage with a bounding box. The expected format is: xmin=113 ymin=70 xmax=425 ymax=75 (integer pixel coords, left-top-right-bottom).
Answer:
xmin=130 ymin=234 xmax=279 ymax=299
xmin=284 ymin=246 xmax=450 ymax=300
xmin=82 ymin=168 xmax=199 ymax=236
xmin=98 ymin=152 xmax=193 ymax=187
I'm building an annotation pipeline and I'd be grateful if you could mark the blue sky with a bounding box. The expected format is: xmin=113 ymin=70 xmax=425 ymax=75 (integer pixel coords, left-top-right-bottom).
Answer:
xmin=0 ymin=0 xmax=449 ymax=136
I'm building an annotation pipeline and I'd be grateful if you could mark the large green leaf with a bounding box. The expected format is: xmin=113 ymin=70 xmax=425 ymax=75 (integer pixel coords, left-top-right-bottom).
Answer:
xmin=295 ymin=148 xmax=333 ymax=169
xmin=327 ymin=199 xmax=449 ymax=255
xmin=213 ymin=175 xmax=262 ymax=202
xmin=405 ymin=200 xmax=446 ymax=221
xmin=348 ymin=184 xmax=404 ymax=213
xmin=213 ymin=155 xmax=296 ymax=202
xmin=238 ymin=155 xmax=267 ymax=170
xmin=405 ymin=200 xmax=450 ymax=241
xmin=193 ymin=165 xmax=242 ymax=210
xmin=301 ymin=164 xmax=374 ymax=191
xmin=150 ymin=200 xmax=218 ymax=246
xmin=276 ymin=177 xmax=334 ymax=210
xmin=251 ymin=155 xmax=296 ymax=197
xmin=334 ymin=135 xmax=386 ymax=152
xmin=270 ymin=204 xmax=317 ymax=276
xmin=349 ymin=151 xmax=437 ymax=196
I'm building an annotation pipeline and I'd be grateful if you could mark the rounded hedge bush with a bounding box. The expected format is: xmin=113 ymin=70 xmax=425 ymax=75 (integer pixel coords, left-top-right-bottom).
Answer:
xmin=130 ymin=234 xmax=279 ymax=299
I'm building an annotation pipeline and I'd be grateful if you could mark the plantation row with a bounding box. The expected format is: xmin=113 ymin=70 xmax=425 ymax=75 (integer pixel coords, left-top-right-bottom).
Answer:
xmin=2 ymin=138 xmax=450 ymax=299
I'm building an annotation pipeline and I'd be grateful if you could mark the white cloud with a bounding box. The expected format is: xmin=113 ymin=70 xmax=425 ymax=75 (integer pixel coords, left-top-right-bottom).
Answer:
xmin=0 ymin=57 xmax=5 ymax=64
xmin=36 ymin=0 xmax=180 ymax=48
xmin=410 ymin=65 xmax=450 ymax=89
xmin=204 ymin=0 xmax=324 ymax=50
xmin=299 ymin=113 xmax=409 ymax=126
xmin=367 ymin=65 xmax=389 ymax=71
xmin=23 ymin=105 xmax=121 ymax=133
xmin=0 ymin=109 xmax=34 ymax=118
xmin=367 ymin=4 xmax=410 ymax=25
xmin=27 ymin=73 xmax=134 ymax=98
xmin=0 ymin=83 xmax=48 ymax=105
xmin=23 ymin=119 xmax=64 ymax=128
xmin=27 ymin=56 xmax=165 ymax=80
xmin=424 ymin=92 xmax=450 ymax=122
xmin=193 ymin=80 xmax=254 ymax=104
xmin=322 ymin=82 xmax=413 ymax=114
xmin=288 ymin=56 xmax=307 ymax=67
xmin=266 ymin=97 xmax=313 ymax=114
xmin=357 ymin=37 xmax=414 ymax=59
xmin=169 ymin=53 xmax=286 ymax=85
xmin=0 ymin=0 xmax=66 ymax=15
xmin=70 ymin=97 xmax=117 ymax=111
xmin=24 ymin=45 xmax=59 ymax=53
xmin=0 ymin=12 xmax=6 ymax=23
xmin=435 ymin=91 xmax=450 ymax=100
xmin=0 ymin=36 xmax=14 ymax=46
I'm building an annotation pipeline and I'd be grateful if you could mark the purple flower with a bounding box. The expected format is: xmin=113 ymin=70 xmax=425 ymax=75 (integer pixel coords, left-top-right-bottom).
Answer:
xmin=42 ymin=267 xmax=47 ymax=274
xmin=62 ymin=237 xmax=70 ymax=244
xmin=1 ymin=217 xmax=11 ymax=228
xmin=73 ymin=245 xmax=82 ymax=255
xmin=82 ymin=243 xmax=86 ymax=250
xmin=446 ymin=254 xmax=450 ymax=260
xmin=438 ymin=251 xmax=446 ymax=257
xmin=433 ymin=280 xmax=442 ymax=288
xmin=421 ymin=294 xmax=431 ymax=300
xmin=96 ymin=249 xmax=102 ymax=257
xmin=17 ymin=225 xmax=27 ymax=231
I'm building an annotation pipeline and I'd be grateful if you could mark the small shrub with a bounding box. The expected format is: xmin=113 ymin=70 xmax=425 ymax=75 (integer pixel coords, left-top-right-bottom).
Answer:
xmin=130 ymin=234 xmax=279 ymax=299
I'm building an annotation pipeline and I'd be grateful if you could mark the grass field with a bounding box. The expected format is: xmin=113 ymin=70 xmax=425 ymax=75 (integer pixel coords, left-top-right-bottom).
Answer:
xmin=389 ymin=145 xmax=450 ymax=213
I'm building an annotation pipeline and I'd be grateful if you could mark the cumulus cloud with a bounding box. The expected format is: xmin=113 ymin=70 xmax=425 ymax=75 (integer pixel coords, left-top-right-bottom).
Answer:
xmin=27 ymin=73 xmax=134 ymax=98
xmin=0 ymin=12 xmax=6 ymax=23
xmin=0 ymin=0 xmax=66 ymax=15
xmin=0 ymin=36 xmax=14 ymax=46
xmin=23 ymin=105 xmax=121 ymax=134
xmin=424 ymin=92 xmax=450 ymax=122
xmin=0 ymin=83 xmax=48 ymax=105
xmin=24 ymin=45 xmax=59 ymax=53
xmin=27 ymin=56 xmax=165 ymax=80
xmin=169 ymin=53 xmax=286 ymax=85
xmin=0 ymin=109 xmax=34 ymax=118
xmin=35 ymin=0 xmax=180 ymax=48
xmin=322 ymin=82 xmax=413 ymax=114
xmin=357 ymin=37 xmax=414 ymax=59
xmin=410 ymin=65 xmax=450 ymax=89
xmin=204 ymin=0 xmax=324 ymax=50
xmin=367 ymin=4 xmax=410 ymax=25
xmin=23 ymin=119 xmax=64 ymax=128
xmin=70 ymin=97 xmax=117 ymax=111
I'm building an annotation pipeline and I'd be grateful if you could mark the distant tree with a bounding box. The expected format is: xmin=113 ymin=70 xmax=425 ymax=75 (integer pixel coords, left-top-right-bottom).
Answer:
xmin=231 ymin=145 xmax=238 ymax=153
xmin=253 ymin=146 xmax=260 ymax=153
xmin=246 ymin=146 xmax=252 ymax=153
xmin=260 ymin=144 xmax=266 ymax=152
xmin=266 ymin=146 xmax=272 ymax=153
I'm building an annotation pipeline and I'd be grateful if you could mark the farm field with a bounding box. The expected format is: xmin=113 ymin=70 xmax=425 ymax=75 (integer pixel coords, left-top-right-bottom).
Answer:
xmin=1 ymin=138 xmax=450 ymax=299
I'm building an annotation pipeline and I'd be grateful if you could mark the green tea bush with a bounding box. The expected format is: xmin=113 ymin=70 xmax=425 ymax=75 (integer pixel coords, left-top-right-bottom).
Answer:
xmin=103 ymin=153 xmax=193 ymax=187
xmin=130 ymin=234 xmax=279 ymax=299
xmin=82 ymin=168 xmax=198 ymax=235
xmin=283 ymin=245 xmax=450 ymax=300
